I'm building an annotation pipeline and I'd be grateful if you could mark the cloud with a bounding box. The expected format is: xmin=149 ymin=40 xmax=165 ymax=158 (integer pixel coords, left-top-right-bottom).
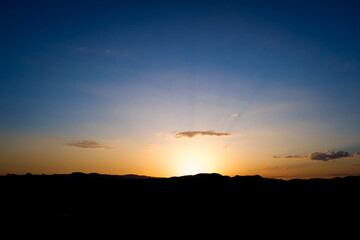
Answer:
xmin=273 ymin=155 xmax=304 ymax=159
xmin=64 ymin=140 xmax=111 ymax=149
xmin=232 ymin=113 xmax=241 ymax=117
xmin=145 ymin=143 xmax=161 ymax=150
xmin=308 ymin=151 xmax=351 ymax=161
xmin=69 ymin=46 xmax=88 ymax=51
xmin=105 ymin=50 xmax=112 ymax=54
xmin=275 ymin=150 xmax=358 ymax=161
xmin=173 ymin=130 xmax=231 ymax=138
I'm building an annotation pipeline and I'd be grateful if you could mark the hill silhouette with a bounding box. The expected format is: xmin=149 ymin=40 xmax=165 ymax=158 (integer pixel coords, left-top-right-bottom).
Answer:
xmin=2 ymin=172 xmax=360 ymax=231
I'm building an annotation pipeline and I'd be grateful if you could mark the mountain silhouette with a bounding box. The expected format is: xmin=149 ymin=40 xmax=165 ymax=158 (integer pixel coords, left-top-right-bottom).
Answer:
xmin=2 ymin=172 xmax=359 ymax=230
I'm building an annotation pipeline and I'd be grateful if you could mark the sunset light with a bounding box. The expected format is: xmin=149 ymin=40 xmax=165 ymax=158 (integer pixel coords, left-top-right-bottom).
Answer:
xmin=2 ymin=0 xmax=360 ymax=224
xmin=174 ymin=149 xmax=216 ymax=176
xmin=1 ymin=0 xmax=360 ymax=180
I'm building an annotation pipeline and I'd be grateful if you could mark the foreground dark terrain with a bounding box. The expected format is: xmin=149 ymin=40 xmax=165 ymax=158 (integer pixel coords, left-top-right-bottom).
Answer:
xmin=2 ymin=172 xmax=359 ymax=227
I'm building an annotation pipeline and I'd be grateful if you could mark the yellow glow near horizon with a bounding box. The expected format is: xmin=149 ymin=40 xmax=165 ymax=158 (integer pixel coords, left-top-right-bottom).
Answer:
xmin=173 ymin=148 xmax=216 ymax=176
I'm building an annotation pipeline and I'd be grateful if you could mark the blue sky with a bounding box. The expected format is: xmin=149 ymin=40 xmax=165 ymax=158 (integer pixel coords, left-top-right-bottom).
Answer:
xmin=1 ymin=0 xmax=360 ymax=177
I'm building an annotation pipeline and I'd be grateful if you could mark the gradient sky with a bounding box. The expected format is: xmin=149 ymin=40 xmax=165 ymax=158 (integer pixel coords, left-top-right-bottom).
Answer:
xmin=1 ymin=0 xmax=360 ymax=178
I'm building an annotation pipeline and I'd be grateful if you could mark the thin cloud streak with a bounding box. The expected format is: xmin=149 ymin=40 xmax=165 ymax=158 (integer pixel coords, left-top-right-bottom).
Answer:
xmin=273 ymin=155 xmax=304 ymax=159
xmin=173 ymin=130 xmax=231 ymax=138
xmin=64 ymin=140 xmax=111 ymax=149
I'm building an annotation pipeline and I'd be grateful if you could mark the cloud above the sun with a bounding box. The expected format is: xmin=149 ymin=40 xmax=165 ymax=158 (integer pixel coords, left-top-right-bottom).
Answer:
xmin=64 ymin=140 xmax=112 ymax=149
xmin=173 ymin=130 xmax=231 ymax=138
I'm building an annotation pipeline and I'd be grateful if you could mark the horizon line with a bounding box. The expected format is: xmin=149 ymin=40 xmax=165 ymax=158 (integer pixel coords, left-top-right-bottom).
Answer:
xmin=2 ymin=171 xmax=360 ymax=181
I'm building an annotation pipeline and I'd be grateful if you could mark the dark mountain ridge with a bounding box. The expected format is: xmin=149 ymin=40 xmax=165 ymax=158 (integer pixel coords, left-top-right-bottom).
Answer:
xmin=2 ymin=172 xmax=359 ymax=223
xmin=4 ymin=171 xmax=360 ymax=181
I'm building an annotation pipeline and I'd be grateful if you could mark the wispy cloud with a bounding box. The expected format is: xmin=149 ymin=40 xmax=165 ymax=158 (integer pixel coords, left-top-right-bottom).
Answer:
xmin=64 ymin=140 xmax=111 ymax=149
xmin=273 ymin=155 xmax=304 ymax=159
xmin=74 ymin=47 xmax=87 ymax=51
xmin=274 ymin=150 xmax=359 ymax=161
xmin=173 ymin=130 xmax=231 ymax=138
xmin=145 ymin=143 xmax=161 ymax=150
xmin=70 ymin=46 xmax=114 ymax=55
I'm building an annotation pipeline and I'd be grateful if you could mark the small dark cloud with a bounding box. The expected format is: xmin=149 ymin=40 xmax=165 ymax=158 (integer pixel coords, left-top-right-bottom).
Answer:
xmin=309 ymin=151 xmax=351 ymax=161
xmin=274 ymin=150 xmax=359 ymax=161
xmin=64 ymin=140 xmax=111 ymax=149
xmin=173 ymin=130 xmax=231 ymax=138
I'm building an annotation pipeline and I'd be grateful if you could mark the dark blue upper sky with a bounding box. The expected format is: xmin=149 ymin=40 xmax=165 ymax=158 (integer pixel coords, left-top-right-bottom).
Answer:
xmin=1 ymin=0 xmax=360 ymax=152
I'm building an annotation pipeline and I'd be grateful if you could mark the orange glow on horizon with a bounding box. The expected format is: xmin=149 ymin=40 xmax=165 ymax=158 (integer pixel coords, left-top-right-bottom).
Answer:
xmin=172 ymin=148 xmax=218 ymax=176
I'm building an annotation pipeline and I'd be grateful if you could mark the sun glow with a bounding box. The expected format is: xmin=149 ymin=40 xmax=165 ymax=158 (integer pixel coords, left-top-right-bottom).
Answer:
xmin=174 ymin=149 xmax=216 ymax=176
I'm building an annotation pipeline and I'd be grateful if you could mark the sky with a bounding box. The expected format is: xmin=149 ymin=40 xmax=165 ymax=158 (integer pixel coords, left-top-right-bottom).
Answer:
xmin=1 ymin=0 xmax=360 ymax=178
